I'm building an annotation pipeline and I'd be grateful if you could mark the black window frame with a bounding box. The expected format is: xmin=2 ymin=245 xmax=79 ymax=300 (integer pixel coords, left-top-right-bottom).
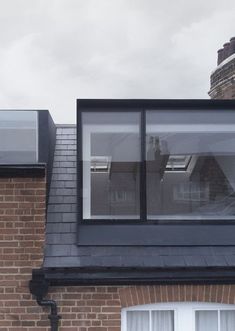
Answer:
xmin=77 ymin=99 xmax=235 ymax=246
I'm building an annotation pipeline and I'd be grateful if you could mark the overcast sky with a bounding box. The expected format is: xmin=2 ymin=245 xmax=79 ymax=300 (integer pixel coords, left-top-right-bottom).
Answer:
xmin=0 ymin=0 xmax=234 ymax=123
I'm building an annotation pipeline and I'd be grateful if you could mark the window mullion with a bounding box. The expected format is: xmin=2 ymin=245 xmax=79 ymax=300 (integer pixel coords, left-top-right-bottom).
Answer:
xmin=149 ymin=310 xmax=152 ymax=331
xmin=218 ymin=310 xmax=220 ymax=331
xmin=140 ymin=109 xmax=146 ymax=221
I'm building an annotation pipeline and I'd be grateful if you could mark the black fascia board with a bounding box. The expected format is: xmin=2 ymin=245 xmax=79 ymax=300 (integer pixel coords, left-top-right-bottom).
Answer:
xmin=0 ymin=163 xmax=46 ymax=177
xmin=41 ymin=266 xmax=235 ymax=286
xmin=77 ymin=98 xmax=235 ymax=110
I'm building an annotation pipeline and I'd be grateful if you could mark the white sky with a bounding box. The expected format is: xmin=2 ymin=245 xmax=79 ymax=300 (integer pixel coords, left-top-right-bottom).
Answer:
xmin=0 ymin=0 xmax=234 ymax=123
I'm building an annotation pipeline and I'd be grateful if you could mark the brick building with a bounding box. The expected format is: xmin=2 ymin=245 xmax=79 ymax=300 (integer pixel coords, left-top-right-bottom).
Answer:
xmin=1 ymin=38 xmax=235 ymax=331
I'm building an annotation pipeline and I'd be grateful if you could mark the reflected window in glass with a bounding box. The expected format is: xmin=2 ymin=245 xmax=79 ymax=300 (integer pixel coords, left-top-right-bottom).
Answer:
xmin=82 ymin=112 xmax=141 ymax=220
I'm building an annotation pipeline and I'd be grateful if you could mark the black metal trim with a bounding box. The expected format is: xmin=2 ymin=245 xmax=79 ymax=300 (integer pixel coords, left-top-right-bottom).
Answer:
xmin=0 ymin=164 xmax=46 ymax=177
xmin=140 ymin=109 xmax=146 ymax=220
xmin=77 ymin=99 xmax=235 ymax=110
xmin=77 ymin=223 xmax=235 ymax=246
xmin=37 ymin=299 xmax=61 ymax=331
xmin=77 ymin=101 xmax=83 ymax=227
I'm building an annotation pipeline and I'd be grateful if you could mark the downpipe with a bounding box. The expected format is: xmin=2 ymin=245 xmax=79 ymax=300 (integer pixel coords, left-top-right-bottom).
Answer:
xmin=36 ymin=299 xmax=61 ymax=331
xmin=29 ymin=269 xmax=61 ymax=331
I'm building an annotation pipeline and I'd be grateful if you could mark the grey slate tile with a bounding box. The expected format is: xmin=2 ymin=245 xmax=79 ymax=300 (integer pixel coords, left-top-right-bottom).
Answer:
xmin=225 ymin=255 xmax=235 ymax=266
xmin=54 ymin=150 xmax=76 ymax=156
xmin=44 ymin=257 xmax=81 ymax=268
xmin=47 ymin=212 xmax=76 ymax=223
xmin=57 ymin=134 xmax=76 ymax=140
xmin=64 ymin=181 xmax=76 ymax=188
xmin=162 ymin=256 xmax=186 ymax=267
xmin=63 ymin=196 xmax=77 ymax=204
xmin=45 ymin=245 xmax=71 ymax=257
xmin=62 ymin=213 xmax=77 ymax=222
xmin=52 ymin=167 xmax=76 ymax=175
xmin=47 ymin=213 xmax=63 ymax=223
xmin=211 ymin=247 xmax=235 ymax=255
xmin=204 ymin=255 xmax=228 ymax=267
xmin=48 ymin=196 xmax=64 ymax=204
xmin=55 ymin=144 xmax=69 ymax=150
xmin=66 ymin=168 xmax=76 ymax=174
xmin=46 ymin=223 xmax=72 ymax=234
xmin=52 ymin=174 xmax=76 ymax=181
xmin=184 ymin=255 xmax=207 ymax=267
xmin=59 ymin=139 xmax=76 ymax=145
xmin=53 ymin=155 xmax=76 ymax=162
xmin=50 ymin=181 xmax=65 ymax=189
xmin=60 ymin=128 xmax=76 ymax=134
xmin=59 ymin=161 xmax=76 ymax=167
xmin=67 ymin=145 xmax=76 ymax=150
xmin=54 ymin=188 xmax=76 ymax=196
xmin=46 ymin=233 xmax=61 ymax=245
xmin=47 ymin=204 xmax=75 ymax=213
xmin=46 ymin=233 xmax=76 ymax=245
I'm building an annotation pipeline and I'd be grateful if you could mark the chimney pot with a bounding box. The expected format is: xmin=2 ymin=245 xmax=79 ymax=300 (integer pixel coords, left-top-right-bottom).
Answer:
xmin=229 ymin=37 xmax=235 ymax=56
xmin=217 ymin=48 xmax=224 ymax=65
xmin=223 ymin=42 xmax=230 ymax=60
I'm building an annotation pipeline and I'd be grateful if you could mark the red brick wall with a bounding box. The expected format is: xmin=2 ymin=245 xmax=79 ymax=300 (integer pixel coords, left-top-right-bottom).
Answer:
xmin=0 ymin=176 xmax=46 ymax=330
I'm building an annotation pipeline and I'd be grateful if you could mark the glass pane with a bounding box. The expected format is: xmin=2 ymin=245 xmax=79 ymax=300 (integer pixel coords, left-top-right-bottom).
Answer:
xmin=152 ymin=310 xmax=174 ymax=331
xmin=127 ymin=311 xmax=149 ymax=331
xmin=0 ymin=111 xmax=38 ymax=163
xmin=221 ymin=310 xmax=235 ymax=331
xmin=146 ymin=109 xmax=235 ymax=220
xmin=82 ymin=112 xmax=140 ymax=219
xmin=195 ymin=311 xmax=218 ymax=331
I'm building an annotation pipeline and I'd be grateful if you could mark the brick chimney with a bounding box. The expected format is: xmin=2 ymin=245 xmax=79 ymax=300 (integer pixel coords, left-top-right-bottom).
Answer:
xmin=208 ymin=37 xmax=235 ymax=99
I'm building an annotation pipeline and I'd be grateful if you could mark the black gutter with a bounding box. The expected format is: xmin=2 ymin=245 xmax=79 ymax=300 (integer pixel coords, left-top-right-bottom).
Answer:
xmin=39 ymin=266 xmax=235 ymax=286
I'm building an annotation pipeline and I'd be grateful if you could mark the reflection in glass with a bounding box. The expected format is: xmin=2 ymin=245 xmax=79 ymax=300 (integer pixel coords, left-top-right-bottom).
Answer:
xmin=82 ymin=112 xmax=140 ymax=219
xmin=146 ymin=110 xmax=235 ymax=220
xmin=0 ymin=111 xmax=38 ymax=163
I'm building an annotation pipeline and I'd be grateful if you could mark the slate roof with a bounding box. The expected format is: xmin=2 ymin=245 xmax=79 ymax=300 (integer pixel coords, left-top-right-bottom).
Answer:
xmin=44 ymin=126 xmax=235 ymax=270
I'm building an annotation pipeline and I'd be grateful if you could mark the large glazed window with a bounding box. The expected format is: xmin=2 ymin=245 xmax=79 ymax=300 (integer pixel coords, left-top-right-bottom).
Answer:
xmin=146 ymin=109 xmax=235 ymax=220
xmin=0 ymin=111 xmax=38 ymax=163
xmin=122 ymin=303 xmax=235 ymax=331
xmin=82 ymin=112 xmax=141 ymax=220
